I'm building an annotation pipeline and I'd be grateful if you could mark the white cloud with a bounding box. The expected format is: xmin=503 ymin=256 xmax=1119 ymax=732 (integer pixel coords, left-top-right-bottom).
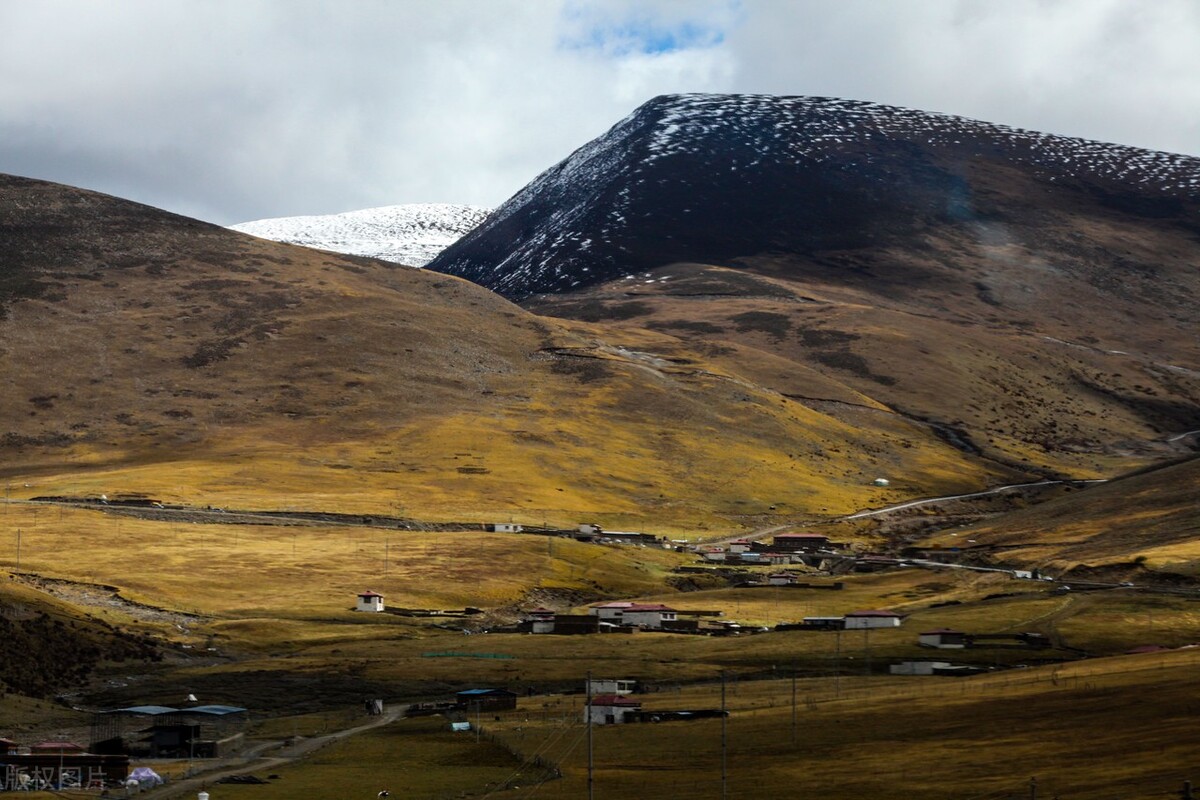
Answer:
xmin=0 ymin=0 xmax=1195 ymax=225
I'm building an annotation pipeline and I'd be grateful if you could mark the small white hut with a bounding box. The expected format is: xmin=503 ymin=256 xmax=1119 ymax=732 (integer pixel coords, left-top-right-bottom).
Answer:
xmin=356 ymin=591 xmax=385 ymax=612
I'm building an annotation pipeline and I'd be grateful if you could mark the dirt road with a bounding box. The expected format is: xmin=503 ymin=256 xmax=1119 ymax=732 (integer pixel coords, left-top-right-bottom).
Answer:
xmin=142 ymin=704 xmax=408 ymax=800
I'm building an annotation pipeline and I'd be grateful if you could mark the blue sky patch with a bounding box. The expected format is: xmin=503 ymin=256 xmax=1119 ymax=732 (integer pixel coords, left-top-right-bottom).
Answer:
xmin=559 ymin=1 xmax=741 ymax=56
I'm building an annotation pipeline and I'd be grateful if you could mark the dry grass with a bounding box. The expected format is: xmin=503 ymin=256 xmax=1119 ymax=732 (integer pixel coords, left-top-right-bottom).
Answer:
xmin=210 ymin=716 xmax=530 ymax=800
xmin=484 ymin=649 xmax=1200 ymax=800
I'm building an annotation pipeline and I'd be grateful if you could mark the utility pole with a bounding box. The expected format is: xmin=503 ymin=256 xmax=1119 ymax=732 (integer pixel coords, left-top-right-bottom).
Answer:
xmin=790 ymin=660 xmax=797 ymax=745
xmin=864 ymin=628 xmax=871 ymax=676
xmin=1028 ymin=776 xmax=1037 ymax=800
xmin=834 ymin=629 xmax=842 ymax=698
xmin=1182 ymin=780 xmax=1194 ymax=800
xmin=720 ymin=671 xmax=728 ymax=800
xmin=586 ymin=671 xmax=594 ymax=800
xmin=15 ymin=529 xmax=20 ymax=568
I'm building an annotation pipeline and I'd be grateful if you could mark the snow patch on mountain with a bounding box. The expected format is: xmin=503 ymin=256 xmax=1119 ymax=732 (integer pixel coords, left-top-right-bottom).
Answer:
xmin=230 ymin=204 xmax=491 ymax=266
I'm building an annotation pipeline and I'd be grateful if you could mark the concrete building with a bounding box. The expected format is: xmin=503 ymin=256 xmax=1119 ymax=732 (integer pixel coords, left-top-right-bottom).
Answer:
xmin=356 ymin=591 xmax=384 ymax=612
xmin=587 ymin=678 xmax=637 ymax=696
xmin=589 ymin=602 xmax=678 ymax=629
xmin=919 ymin=629 xmax=968 ymax=648
xmin=585 ymin=695 xmax=642 ymax=725
xmin=843 ymin=610 xmax=903 ymax=629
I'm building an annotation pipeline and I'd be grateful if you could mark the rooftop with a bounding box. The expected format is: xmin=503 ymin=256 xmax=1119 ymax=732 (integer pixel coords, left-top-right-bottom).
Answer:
xmin=590 ymin=694 xmax=641 ymax=706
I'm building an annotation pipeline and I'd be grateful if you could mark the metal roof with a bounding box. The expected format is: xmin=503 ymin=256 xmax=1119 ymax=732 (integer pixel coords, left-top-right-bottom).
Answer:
xmin=185 ymin=705 xmax=248 ymax=715
xmin=106 ymin=705 xmax=179 ymax=715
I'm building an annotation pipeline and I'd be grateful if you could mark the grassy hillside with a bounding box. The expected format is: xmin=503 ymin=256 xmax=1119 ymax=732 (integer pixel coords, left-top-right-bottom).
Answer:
xmin=924 ymin=456 xmax=1200 ymax=577
xmin=0 ymin=174 xmax=1008 ymax=530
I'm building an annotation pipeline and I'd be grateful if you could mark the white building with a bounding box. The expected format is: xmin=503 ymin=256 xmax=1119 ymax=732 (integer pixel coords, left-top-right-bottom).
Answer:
xmin=489 ymin=522 xmax=523 ymax=533
xmin=918 ymin=629 xmax=967 ymax=648
xmin=356 ymin=591 xmax=384 ymax=612
xmin=589 ymin=602 xmax=678 ymax=629
xmin=585 ymin=694 xmax=641 ymax=725
xmin=525 ymin=607 xmax=556 ymax=634
xmin=767 ymin=572 xmax=802 ymax=586
xmin=843 ymin=610 xmax=902 ymax=629
xmin=587 ymin=678 xmax=637 ymax=696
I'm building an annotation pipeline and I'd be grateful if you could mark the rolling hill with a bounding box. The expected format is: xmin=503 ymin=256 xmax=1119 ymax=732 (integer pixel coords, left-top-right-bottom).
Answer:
xmin=0 ymin=172 xmax=1002 ymax=527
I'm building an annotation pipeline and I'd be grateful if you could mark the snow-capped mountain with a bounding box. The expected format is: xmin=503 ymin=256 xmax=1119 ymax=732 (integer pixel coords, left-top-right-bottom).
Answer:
xmin=230 ymin=203 xmax=491 ymax=267
xmin=427 ymin=93 xmax=1200 ymax=299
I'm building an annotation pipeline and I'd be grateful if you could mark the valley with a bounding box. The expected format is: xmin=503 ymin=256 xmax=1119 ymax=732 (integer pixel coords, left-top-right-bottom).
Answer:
xmin=2 ymin=93 xmax=1199 ymax=799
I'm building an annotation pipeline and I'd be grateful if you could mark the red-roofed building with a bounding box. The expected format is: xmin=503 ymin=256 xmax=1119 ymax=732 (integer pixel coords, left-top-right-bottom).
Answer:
xmin=585 ymin=694 xmax=642 ymax=725
xmin=0 ymin=737 xmax=18 ymax=755
xmin=525 ymin=607 xmax=556 ymax=634
xmin=843 ymin=610 xmax=903 ymax=629
xmin=31 ymin=741 xmax=86 ymax=755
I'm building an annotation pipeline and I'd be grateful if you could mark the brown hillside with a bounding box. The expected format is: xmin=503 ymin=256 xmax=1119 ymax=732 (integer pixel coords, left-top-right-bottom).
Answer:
xmin=527 ymin=260 xmax=1200 ymax=479
xmin=925 ymin=456 xmax=1200 ymax=576
xmin=0 ymin=174 xmax=1005 ymax=526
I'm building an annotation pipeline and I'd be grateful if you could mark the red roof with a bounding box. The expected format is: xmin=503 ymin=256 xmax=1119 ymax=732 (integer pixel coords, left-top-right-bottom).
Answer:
xmin=591 ymin=602 xmax=634 ymax=609
xmin=590 ymin=694 xmax=641 ymax=707
xmin=624 ymin=604 xmax=676 ymax=612
xmin=32 ymin=741 xmax=84 ymax=751
xmin=845 ymin=609 xmax=901 ymax=617
xmin=358 ymin=591 xmax=383 ymax=598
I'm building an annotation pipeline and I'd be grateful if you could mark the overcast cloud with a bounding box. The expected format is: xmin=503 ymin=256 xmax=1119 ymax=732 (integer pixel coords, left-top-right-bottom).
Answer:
xmin=1 ymin=0 xmax=1197 ymax=225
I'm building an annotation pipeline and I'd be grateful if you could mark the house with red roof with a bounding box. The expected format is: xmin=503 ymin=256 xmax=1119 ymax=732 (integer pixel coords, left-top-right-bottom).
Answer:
xmin=843 ymin=609 xmax=903 ymax=629
xmin=585 ymin=694 xmax=642 ymax=725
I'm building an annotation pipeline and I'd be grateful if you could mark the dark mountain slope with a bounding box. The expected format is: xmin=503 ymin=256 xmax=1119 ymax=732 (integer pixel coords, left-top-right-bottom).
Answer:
xmin=429 ymin=95 xmax=1200 ymax=477
xmin=429 ymin=93 xmax=1199 ymax=361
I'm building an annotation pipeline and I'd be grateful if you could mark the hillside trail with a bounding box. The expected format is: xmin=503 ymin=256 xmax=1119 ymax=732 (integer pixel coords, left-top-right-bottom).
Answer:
xmin=840 ymin=479 xmax=1106 ymax=521
xmin=140 ymin=704 xmax=407 ymax=800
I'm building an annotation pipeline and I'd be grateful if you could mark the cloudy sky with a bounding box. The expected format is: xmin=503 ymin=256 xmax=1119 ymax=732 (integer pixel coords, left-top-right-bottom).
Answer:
xmin=2 ymin=0 xmax=1197 ymax=225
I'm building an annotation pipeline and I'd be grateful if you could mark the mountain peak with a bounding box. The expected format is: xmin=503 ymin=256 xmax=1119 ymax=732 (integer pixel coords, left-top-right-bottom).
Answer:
xmin=427 ymin=93 xmax=1200 ymax=300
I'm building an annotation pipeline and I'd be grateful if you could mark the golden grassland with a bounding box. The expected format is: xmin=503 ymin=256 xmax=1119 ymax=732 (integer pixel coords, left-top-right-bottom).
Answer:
xmin=481 ymin=649 xmax=1200 ymax=800
xmin=193 ymin=716 xmax=530 ymax=800
xmin=0 ymin=504 xmax=688 ymax=619
xmin=4 ymin=494 xmax=1200 ymax=799
xmin=0 ymin=205 xmax=1010 ymax=532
